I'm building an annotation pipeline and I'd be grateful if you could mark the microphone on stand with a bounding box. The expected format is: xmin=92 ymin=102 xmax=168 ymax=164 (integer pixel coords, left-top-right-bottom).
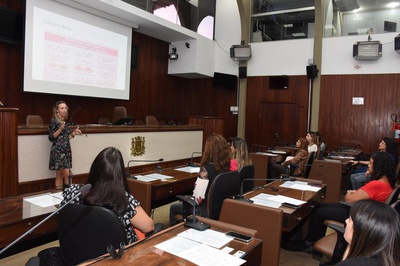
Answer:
xmin=69 ymin=106 xmax=82 ymax=125
xmin=187 ymin=152 xmax=202 ymax=167
xmin=126 ymin=159 xmax=164 ymax=179
xmin=176 ymin=195 xmax=210 ymax=231
xmin=234 ymin=177 xmax=297 ymax=203
xmin=0 ymin=184 xmax=92 ymax=256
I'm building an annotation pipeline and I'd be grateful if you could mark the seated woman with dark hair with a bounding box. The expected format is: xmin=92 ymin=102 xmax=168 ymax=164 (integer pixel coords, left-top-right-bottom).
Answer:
xmin=269 ymin=137 xmax=308 ymax=178
xmin=61 ymin=147 xmax=154 ymax=243
xmin=336 ymin=199 xmax=400 ymax=266
xmin=169 ymin=133 xmax=231 ymax=224
xmin=296 ymin=151 xmax=396 ymax=254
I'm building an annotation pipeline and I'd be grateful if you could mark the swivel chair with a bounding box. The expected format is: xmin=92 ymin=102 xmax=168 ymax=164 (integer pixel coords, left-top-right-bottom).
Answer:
xmin=176 ymin=171 xmax=241 ymax=222
xmin=239 ymin=165 xmax=255 ymax=194
xmin=26 ymin=115 xmax=44 ymax=126
xmin=58 ymin=204 xmax=127 ymax=266
xmin=112 ymin=106 xmax=127 ymax=124
xmin=145 ymin=115 xmax=158 ymax=126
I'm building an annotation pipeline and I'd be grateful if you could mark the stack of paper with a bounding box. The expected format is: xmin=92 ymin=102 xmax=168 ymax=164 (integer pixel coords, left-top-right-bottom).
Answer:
xmin=155 ymin=228 xmax=246 ymax=266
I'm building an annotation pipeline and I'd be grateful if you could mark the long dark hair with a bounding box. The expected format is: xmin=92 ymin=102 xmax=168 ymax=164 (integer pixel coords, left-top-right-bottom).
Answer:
xmin=346 ymin=200 xmax=400 ymax=266
xmin=83 ymin=147 xmax=130 ymax=215
xmin=200 ymin=133 xmax=230 ymax=173
xmin=370 ymin=152 xmax=396 ymax=188
xmin=382 ymin=137 xmax=398 ymax=162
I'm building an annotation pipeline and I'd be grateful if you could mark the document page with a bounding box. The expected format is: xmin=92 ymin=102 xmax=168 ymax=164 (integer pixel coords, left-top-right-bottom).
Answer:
xmin=155 ymin=229 xmax=246 ymax=266
xmin=144 ymin=173 xmax=174 ymax=180
xmin=24 ymin=194 xmax=62 ymax=208
xmin=178 ymin=228 xmax=231 ymax=248
xmin=280 ymin=181 xmax=321 ymax=192
xmin=175 ymin=166 xmax=201 ymax=173
xmin=250 ymin=193 xmax=306 ymax=207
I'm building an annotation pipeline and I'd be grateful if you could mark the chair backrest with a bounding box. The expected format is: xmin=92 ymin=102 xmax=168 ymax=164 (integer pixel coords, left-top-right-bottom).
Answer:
xmin=135 ymin=119 xmax=145 ymax=125
xmin=58 ymin=204 xmax=127 ymax=266
xmin=386 ymin=185 xmax=400 ymax=205
xmin=395 ymin=157 xmax=400 ymax=187
xmin=239 ymin=165 xmax=255 ymax=194
xmin=146 ymin=115 xmax=158 ymax=125
xmin=304 ymin=151 xmax=316 ymax=178
xmin=316 ymin=142 xmax=327 ymax=160
xmin=207 ymin=171 xmax=241 ymax=220
xmin=391 ymin=200 xmax=400 ymax=215
xmin=26 ymin=115 xmax=44 ymax=126
xmin=112 ymin=106 xmax=127 ymax=123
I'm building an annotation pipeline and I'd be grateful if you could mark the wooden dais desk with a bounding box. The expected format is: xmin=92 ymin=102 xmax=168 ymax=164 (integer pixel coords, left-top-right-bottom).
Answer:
xmin=127 ymin=167 xmax=198 ymax=215
xmin=85 ymin=217 xmax=262 ymax=266
xmin=0 ymin=190 xmax=60 ymax=252
xmin=243 ymin=178 xmax=326 ymax=232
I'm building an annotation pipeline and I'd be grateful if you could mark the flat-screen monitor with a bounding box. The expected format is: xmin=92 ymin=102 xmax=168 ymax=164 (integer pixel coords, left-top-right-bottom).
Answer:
xmin=384 ymin=21 xmax=397 ymax=32
xmin=213 ymin=72 xmax=237 ymax=89
xmin=113 ymin=117 xmax=134 ymax=125
xmin=0 ymin=7 xmax=24 ymax=45
xmin=269 ymin=75 xmax=289 ymax=89
xmin=23 ymin=0 xmax=132 ymax=100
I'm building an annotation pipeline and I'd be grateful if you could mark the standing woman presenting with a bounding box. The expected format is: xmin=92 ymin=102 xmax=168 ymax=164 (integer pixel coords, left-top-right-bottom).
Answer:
xmin=48 ymin=101 xmax=81 ymax=187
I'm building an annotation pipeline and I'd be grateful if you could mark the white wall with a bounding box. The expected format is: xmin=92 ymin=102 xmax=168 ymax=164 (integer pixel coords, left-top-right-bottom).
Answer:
xmin=168 ymin=1 xmax=241 ymax=77
xmin=247 ymin=38 xmax=314 ymax=76
xmin=322 ymin=33 xmax=400 ymax=75
xmin=18 ymin=130 xmax=202 ymax=182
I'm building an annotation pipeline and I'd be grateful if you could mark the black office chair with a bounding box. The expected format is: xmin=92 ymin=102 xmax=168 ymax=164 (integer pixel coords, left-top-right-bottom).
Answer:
xmin=207 ymin=171 xmax=241 ymax=220
xmin=176 ymin=171 xmax=241 ymax=222
xmin=239 ymin=165 xmax=255 ymax=194
xmin=304 ymin=151 xmax=316 ymax=178
xmin=58 ymin=204 xmax=128 ymax=266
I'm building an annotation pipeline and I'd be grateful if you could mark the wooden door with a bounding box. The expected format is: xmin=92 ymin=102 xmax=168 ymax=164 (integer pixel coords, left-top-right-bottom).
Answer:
xmin=257 ymin=102 xmax=297 ymax=147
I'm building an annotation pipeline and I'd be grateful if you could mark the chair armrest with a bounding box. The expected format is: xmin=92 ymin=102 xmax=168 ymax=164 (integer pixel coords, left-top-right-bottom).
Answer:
xmin=327 ymin=223 xmax=345 ymax=234
xmin=339 ymin=201 xmax=352 ymax=207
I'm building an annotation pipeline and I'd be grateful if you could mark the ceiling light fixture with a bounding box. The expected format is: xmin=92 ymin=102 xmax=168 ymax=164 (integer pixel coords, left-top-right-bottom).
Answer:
xmin=169 ymin=44 xmax=178 ymax=60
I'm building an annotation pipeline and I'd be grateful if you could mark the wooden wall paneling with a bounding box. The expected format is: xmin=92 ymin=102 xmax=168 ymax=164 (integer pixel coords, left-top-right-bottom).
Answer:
xmin=319 ymin=74 xmax=400 ymax=155
xmin=245 ymin=76 xmax=309 ymax=149
xmin=0 ymin=108 xmax=19 ymax=198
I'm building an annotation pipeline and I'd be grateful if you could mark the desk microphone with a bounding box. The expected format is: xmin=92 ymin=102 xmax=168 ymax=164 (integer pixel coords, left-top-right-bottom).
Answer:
xmin=235 ymin=177 xmax=297 ymax=203
xmin=187 ymin=152 xmax=202 ymax=167
xmin=69 ymin=106 xmax=82 ymax=125
xmin=0 ymin=184 xmax=92 ymax=256
xmin=176 ymin=195 xmax=210 ymax=231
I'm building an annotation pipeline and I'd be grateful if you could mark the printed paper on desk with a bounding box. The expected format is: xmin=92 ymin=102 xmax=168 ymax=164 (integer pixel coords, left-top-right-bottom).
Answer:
xmin=193 ymin=177 xmax=209 ymax=203
xmin=175 ymin=166 xmax=201 ymax=173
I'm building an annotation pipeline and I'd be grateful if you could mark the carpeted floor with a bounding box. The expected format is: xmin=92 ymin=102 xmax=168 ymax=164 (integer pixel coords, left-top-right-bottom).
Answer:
xmin=0 ymin=202 xmax=323 ymax=265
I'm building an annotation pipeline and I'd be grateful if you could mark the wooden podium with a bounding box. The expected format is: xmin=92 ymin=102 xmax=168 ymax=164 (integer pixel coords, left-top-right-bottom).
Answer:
xmin=0 ymin=108 xmax=19 ymax=198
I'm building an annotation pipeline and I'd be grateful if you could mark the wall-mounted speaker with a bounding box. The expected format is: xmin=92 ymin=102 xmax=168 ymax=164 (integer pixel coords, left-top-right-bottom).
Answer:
xmin=306 ymin=65 xmax=318 ymax=79
xmin=239 ymin=66 xmax=247 ymax=79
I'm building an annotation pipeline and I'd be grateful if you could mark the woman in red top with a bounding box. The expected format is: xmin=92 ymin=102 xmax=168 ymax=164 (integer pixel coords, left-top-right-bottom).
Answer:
xmin=296 ymin=151 xmax=396 ymax=255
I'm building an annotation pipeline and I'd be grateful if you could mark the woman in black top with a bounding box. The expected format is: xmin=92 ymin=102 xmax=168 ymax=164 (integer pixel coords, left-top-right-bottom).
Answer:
xmin=336 ymin=200 xmax=400 ymax=266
